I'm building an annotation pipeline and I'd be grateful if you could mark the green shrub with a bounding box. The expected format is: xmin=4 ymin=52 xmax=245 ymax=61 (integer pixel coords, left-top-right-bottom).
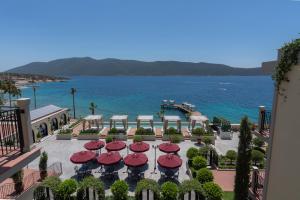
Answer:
xmin=251 ymin=150 xmax=264 ymax=165
xmin=33 ymin=185 xmax=47 ymax=200
xmin=169 ymin=135 xmax=182 ymax=143
xmin=11 ymin=170 xmax=24 ymax=194
xmin=186 ymin=147 xmax=199 ymax=160
xmin=42 ymin=176 xmax=61 ymax=193
xmin=192 ymin=156 xmax=207 ymax=170
xmin=253 ymin=137 xmax=264 ymax=148
xmin=135 ymin=179 xmax=160 ymax=200
xmin=179 ymin=180 xmax=205 ymax=200
xmin=56 ymin=179 xmax=77 ymax=199
xmin=80 ymin=129 xmax=99 ymax=134
xmin=203 ymin=136 xmax=213 ymax=145
xmin=199 ymin=146 xmax=211 ymax=158
xmin=202 ymin=182 xmax=223 ymax=200
xmin=226 ymin=150 xmax=237 ymax=165
xmin=106 ymin=136 xmax=113 ymax=143
xmin=161 ymin=181 xmax=178 ymax=200
xmin=221 ymin=119 xmax=231 ymax=132
xmin=39 ymin=151 xmax=48 ymax=180
xmin=212 ymin=117 xmax=221 ymax=126
xmin=58 ymin=129 xmax=72 ymax=134
xmin=164 ymin=127 xmax=181 ymax=135
xmin=197 ymin=168 xmax=213 ymax=184
xmin=77 ymin=176 xmax=105 ymax=200
xmin=111 ymin=180 xmax=128 ymax=200
xmin=133 ymin=135 xmax=142 ymax=143
xmin=192 ymin=128 xmax=206 ymax=136
xmin=108 ymin=128 xmax=126 ymax=135
xmin=136 ymin=128 xmax=154 ymax=135
xmin=253 ymin=146 xmax=266 ymax=154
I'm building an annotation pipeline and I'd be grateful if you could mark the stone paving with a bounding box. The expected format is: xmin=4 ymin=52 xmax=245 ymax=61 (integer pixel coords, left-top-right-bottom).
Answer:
xmin=28 ymin=132 xmax=239 ymax=195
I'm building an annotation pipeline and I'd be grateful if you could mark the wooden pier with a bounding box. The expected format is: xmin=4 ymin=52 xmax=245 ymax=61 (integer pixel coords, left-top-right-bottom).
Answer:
xmin=161 ymin=102 xmax=201 ymax=116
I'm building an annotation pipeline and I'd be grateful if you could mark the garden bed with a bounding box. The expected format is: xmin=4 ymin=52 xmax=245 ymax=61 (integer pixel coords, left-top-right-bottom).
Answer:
xmin=77 ymin=129 xmax=100 ymax=140
xmin=56 ymin=129 xmax=72 ymax=140
xmin=108 ymin=128 xmax=127 ymax=141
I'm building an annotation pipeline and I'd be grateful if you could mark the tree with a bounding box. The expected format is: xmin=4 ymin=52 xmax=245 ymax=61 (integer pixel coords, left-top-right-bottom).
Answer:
xmin=89 ymin=102 xmax=97 ymax=115
xmin=234 ymin=116 xmax=252 ymax=200
xmin=70 ymin=88 xmax=76 ymax=119
xmin=161 ymin=181 xmax=178 ymax=200
xmin=186 ymin=147 xmax=199 ymax=160
xmin=192 ymin=156 xmax=207 ymax=170
xmin=203 ymin=136 xmax=212 ymax=145
xmin=253 ymin=137 xmax=264 ymax=148
xmin=2 ymin=80 xmax=21 ymax=107
xmin=39 ymin=151 xmax=48 ymax=180
xmin=251 ymin=150 xmax=264 ymax=166
xmin=197 ymin=168 xmax=214 ymax=184
xmin=11 ymin=170 xmax=24 ymax=194
xmin=226 ymin=150 xmax=237 ymax=165
xmin=203 ymin=182 xmax=223 ymax=200
xmin=111 ymin=180 xmax=128 ymax=200
xmin=179 ymin=180 xmax=205 ymax=200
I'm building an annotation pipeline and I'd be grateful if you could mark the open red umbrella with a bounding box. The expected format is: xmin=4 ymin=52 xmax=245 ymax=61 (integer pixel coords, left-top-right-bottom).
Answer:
xmin=105 ymin=141 xmax=126 ymax=151
xmin=70 ymin=151 xmax=96 ymax=164
xmin=158 ymin=143 xmax=180 ymax=153
xmin=129 ymin=142 xmax=150 ymax=152
xmin=97 ymin=151 xmax=122 ymax=166
xmin=157 ymin=154 xmax=182 ymax=169
xmin=124 ymin=153 xmax=148 ymax=167
xmin=84 ymin=140 xmax=105 ymax=150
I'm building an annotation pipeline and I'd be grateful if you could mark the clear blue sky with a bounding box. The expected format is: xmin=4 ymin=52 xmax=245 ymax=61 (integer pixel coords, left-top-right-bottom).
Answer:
xmin=0 ymin=0 xmax=299 ymax=71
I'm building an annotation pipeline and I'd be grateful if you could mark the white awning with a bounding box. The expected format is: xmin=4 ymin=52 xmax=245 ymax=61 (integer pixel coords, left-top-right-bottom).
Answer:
xmin=163 ymin=115 xmax=181 ymax=121
xmin=137 ymin=115 xmax=153 ymax=121
xmin=111 ymin=115 xmax=128 ymax=121
xmin=84 ymin=115 xmax=103 ymax=121
xmin=190 ymin=115 xmax=208 ymax=122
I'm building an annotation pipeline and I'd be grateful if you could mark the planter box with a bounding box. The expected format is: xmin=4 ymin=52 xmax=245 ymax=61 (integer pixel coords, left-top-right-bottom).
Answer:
xmin=135 ymin=135 xmax=156 ymax=141
xmin=219 ymin=130 xmax=233 ymax=140
xmin=77 ymin=134 xmax=100 ymax=140
xmin=56 ymin=134 xmax=72 ymax=140
xmin=162 ymin=135 xmax=184 ymax=141
xmin=108 ymin=134 xmax=127 ymax=141
xmin=190 ymin=135 xmax=216 ymax=145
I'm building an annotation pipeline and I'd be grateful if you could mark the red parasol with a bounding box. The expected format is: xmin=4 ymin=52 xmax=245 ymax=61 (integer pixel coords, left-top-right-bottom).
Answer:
xmin=84 ymin=140 xmax=105 ymax=150
xmin=129 ymin=142 xmax=150 ymax=152
xmin=124 ymin=153 xmax=148 ymax=167
xmin=70 ymin=151 xmax=96 ymax=164
xmin=97 ymin=151 xmax=122 ymax=166
xmin=105 ymin=140 xmax=126 ymax=151
xmin=158 ymin=143 xmax=180 ymax=153
xmin=157 ymin=154 xmax=182 ymax=169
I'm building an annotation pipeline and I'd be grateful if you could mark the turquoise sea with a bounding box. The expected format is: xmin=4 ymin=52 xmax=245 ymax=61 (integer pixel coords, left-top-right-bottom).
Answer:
xmin=21 ymin=76 xmax=273 ymax=123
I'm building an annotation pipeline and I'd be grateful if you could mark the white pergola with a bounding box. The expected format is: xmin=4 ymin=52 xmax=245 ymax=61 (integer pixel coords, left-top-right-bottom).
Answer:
xmin=189 ymin=115 xmax=209 ymax=130
xmin=163 ymin=115 xmax=181 ymax=132
xmin=110 ymin=115 xmax=128 ymax=130
xmin=82 ymin=115 xmax=103 ymax=130
xmin=137 ymin=115 xmax=154 ymax=130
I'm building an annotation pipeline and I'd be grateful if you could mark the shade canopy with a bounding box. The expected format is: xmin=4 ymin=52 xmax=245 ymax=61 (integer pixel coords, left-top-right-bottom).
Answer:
xmin=158 ymin=143 xmax=180 ymax=153
xmin=84 ymin=140 xmax=105 ymax=150
xmin=110 ymin=115 xmax=128 ymax=130
xmin=124 ymin=153 xmax=148 ymax=167
xmin=189 ymin=115 xmax=209 ymax=130
xmin=70 ymin=151 xmax=96 ymax=164
xmin=83 ymin=115 xmax=103 ymax=130
xmin=157 ymin=154 xmax=182 ymax=169
xmin=97 ymin=151 xmax=122 ymax=166
xmin=105 ymin=140 xmax=127 ymax=151
xmin=129 ymin=142 xmax=150 ymax=152
xmin=163 ymin=115 xmax=181 ymax=132
xmin=137 ymin=115 xmax=154 ymax=130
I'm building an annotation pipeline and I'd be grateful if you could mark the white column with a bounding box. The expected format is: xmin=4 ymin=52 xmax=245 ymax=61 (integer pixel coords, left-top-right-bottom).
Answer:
xmin=17 ymin=98 xmax=33 ymax=152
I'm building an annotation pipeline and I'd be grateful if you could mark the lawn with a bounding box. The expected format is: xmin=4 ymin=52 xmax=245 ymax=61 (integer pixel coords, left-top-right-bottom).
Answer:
xmin=223 ymin=192 xmax=234 ymax=200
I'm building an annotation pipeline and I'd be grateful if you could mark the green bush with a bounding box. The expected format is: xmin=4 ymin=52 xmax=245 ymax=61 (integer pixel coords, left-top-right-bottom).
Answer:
xmin=186 ymin=147 xmax=199 ymax=160
xmin=196 ymin=168 xmax=213 ymax=184
xmin=169 ymin=135 xmax=182 ymax=143
xmin=192 ymin=128 xmax=206 ymax=136
xmin=33 ymin=185 xmax=47 ymax=200
xmin=251 ymin=150 xmax=264 ymax=165
xmin=80 ymin=129 xmax=99 ymax=135
xmin=42 ymin=176 xmax=61 ymax=193
xmin=164 ymin=127 xmax=181 ymax=135
xmin=212 ymin=117 xmax=221 ymax=126
xmin=111 ymin=180 xmax=128 ymax=200
xmin=203 ymin=136 xmax=213 ymax=145
xmin=199 ymin=146 xmax=211 ymax=158
xmin=221 ymin=119 xmax=231 ymax=132
xmin=105 ymin=136 xmax=113 ymax=143
xmin=202 ymin=182 xmax=223 ymax=200
xmin=58 ymin=129 xmax=72 ymax=135
xmin=135 ymin=179 xmax=160 ymax=200
xmin=77 ymin=176 xmax=105 ymax=200
xmin=135 ymin=128 xmax=154 ymax=135
xmin=192 ymin=156 xmax=207 ymax=170
xmin=253 ymin=137 xmax=264 ymax=148
xmin=56 ymin=179 xmax=77 ymax=200
xmin=133 ymin=135 xmax=142 ymax=143
xmin=108 ymin=128 xmax=126 ymax=135
xmin=179 ymin=180 xmax=205 ymax=200
xmin=226 ymin=150 xmax=237 ymax=165
xmin=39 ymin=151 xmax=48 ymax=180
xmin=161 ymin=181 xmax=178 ymax=200
xmin=11 ymin=170 xmax=24 ymax=194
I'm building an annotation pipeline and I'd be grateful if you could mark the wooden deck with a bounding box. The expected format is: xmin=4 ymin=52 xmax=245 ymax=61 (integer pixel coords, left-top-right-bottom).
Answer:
xmin=155 ymin=128 xmax=162 ymax=138
xmin=127 ymin=128 xmax=136 ymax=138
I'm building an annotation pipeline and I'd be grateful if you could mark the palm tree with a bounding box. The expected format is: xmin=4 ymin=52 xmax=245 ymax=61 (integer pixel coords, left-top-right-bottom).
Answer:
xmin=3 ymin=80 xmax=21 ymax=107
xmin=89 ymin=102 xmax=97 ymax=115
xmin=70 ymin=88 xmax=76 ymax=119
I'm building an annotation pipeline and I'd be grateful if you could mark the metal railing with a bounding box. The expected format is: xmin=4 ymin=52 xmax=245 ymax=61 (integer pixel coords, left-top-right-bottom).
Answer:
xmin=0 ymin=106 xmax=24 ymax=156
xmin=251 ymin=169 xmax=265 ymax=200
xmin=0 ymin=162 xmax=62 ymax=199
xmin=259 ymin=110 xmax=271 ymax=137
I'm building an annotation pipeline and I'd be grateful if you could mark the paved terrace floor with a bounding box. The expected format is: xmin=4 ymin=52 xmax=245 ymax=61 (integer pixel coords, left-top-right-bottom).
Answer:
xmin=28 ymin=133 xmax=239 ymax=195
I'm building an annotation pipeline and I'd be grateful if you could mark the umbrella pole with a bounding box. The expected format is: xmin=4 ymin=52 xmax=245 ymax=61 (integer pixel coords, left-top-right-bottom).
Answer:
xmin=151 ymin=145 xmax=157 ymax=174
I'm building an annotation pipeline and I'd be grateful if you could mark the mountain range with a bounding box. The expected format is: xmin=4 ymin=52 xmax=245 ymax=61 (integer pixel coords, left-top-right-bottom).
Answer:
xmin=6 ymin=57 xmax=271 ymax=76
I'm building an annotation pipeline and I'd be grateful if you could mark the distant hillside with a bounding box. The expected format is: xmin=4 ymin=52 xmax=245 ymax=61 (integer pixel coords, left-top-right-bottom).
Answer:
xmin=6 ymin=57 xmax=269 ymax=76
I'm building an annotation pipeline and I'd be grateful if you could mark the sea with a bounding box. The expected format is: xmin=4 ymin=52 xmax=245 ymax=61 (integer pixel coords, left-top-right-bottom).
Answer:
xmin=20 ymin=76 xmax=274 ymax=123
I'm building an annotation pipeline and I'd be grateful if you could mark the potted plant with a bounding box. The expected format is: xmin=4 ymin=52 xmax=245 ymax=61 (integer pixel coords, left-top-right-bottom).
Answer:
xmin=36 ymin=131 xmax=42 ymax=142
xmin=39 ymin=151 xmax=48 ymax=180
xmin=11 ymin=170 xmax=24 ymax=194
xmin=56 ymin=128 xmax=72 ymax=140
xmin=135 ymin=127 xmax=155 ymax=141
xmin=78 ymin=128 xmax=100 ymax=140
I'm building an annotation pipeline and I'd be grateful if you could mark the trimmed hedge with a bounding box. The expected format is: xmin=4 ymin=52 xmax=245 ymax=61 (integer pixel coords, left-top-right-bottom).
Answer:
xmin=111 ymin=180 xmax=129 ymax=200
xmin=179 ymin=180 xmax=205 ymax=200
xmin=192 ymin=156 xmax=207 ymax=170
xmin=77 ymin=176 xmax=105 ymax=200
xmin=136 ymin=128 xmax=154 ymax=135
xmin=161 ymin=182 xmax=178 ymax=200
xmin=202 ymin=182 xmax=223 ymax=200
xmin=187 ymin=147 xmax=199 ymax=160
xmin=80 ymin=129 xmax=99 ymax=135
xmin=196 ymin=168 xmax=213 ymax=184
xmin=135 ymin=179 xmax=160 ymax=200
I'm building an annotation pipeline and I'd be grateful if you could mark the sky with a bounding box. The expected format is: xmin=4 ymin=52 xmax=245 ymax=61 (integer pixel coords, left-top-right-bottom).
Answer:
xmin=0 ymin=0 xmax=299 ymax=71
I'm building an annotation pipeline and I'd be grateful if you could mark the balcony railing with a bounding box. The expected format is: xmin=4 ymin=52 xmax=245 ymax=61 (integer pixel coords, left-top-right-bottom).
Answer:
xmin=0 ymin=106 xmax=24 ymax=156
xmin=259 ymin=109 xmax=271 ymax=136
xmin=249 ymin=167 xmax=265 ymax=200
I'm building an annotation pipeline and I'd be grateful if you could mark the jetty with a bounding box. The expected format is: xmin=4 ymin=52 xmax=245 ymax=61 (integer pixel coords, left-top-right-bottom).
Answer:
xmin=160 ymin=100 xmax=201 ymax=116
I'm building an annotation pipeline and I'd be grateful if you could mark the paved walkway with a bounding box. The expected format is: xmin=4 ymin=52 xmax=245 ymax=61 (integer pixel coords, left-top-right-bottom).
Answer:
xmin=212 ymin=170 xmax=235 ymax=191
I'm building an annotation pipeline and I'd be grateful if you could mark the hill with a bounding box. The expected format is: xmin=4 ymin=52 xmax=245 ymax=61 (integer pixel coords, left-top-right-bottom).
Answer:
xmin=6 ymin=57 xmax=269 ymax=76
